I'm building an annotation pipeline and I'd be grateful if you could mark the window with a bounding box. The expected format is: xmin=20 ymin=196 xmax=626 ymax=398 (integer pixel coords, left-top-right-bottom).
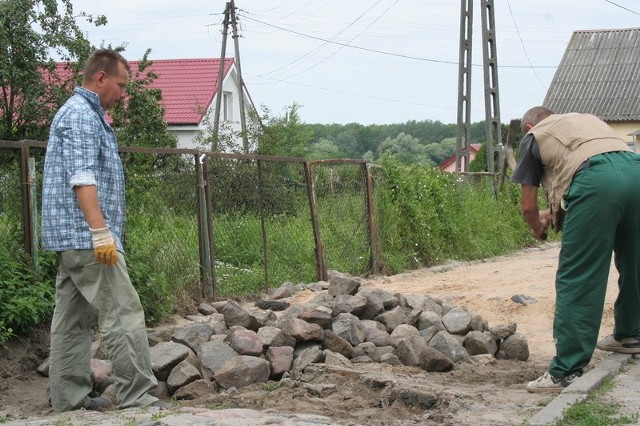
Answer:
xmin=223 ymin=91 xmax=233 ymax=121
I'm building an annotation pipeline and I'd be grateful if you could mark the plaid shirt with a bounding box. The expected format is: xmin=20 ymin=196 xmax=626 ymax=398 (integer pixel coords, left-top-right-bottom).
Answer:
xmin=42 ymin=87 xmax=125 ymax=252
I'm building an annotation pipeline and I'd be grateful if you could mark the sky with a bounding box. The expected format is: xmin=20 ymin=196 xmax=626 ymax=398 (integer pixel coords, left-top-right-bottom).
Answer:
xmin=67 ymin=0 xmax=640 ymax=125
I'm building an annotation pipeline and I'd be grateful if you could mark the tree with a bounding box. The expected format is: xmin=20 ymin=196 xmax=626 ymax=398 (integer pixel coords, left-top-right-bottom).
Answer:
xmin=308 ymin=137 xmax=344 ymax=160
xmin=255 ymin=102 xmax=313 ymax=157
xmin=378 ymin=132 xmax=433 ymax=166
xmin=0 ymin=0 xmax=105 ymax=140
xmin=111 ymin=50 xmax=177 ymax=150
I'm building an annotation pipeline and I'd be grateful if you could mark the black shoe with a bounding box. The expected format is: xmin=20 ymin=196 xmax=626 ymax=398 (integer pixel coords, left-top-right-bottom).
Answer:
xmin=149 ymin=399 xmax=172 ymax=410
xmin=86 ymin=396 xmax=113 ymax=411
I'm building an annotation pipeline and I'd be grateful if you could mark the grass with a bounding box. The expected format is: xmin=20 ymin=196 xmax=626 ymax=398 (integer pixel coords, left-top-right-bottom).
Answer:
xmin=555 ymin=378 xmax=640 ymax=426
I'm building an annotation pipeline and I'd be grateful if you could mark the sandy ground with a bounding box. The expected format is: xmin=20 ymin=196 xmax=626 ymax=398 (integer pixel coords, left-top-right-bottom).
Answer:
xmin=0 ymin=241 xmax=622 ymax=425
xmin=366 ymin=241 xmax=618 ymax=360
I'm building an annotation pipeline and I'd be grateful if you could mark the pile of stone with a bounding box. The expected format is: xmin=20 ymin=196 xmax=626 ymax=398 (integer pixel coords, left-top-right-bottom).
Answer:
xmin=41 ymin=271 xmax=530 ymax=402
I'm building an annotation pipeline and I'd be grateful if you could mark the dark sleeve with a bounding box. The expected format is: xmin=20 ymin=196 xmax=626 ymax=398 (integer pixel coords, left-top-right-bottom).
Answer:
xmin=511 ymin=133 xmax=542 ymax=186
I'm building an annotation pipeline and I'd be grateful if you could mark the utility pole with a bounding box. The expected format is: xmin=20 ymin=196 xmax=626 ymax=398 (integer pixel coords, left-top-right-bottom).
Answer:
xmin=456 ymin=0 xmax=473 ymax=172
xmin=212 ymin=2 xmax=230 ymax=151
xmin=229 ymin=0 xmax=249 ymax=153
xmin=480 ymin=0 xmax=503 ymax=190
xmin=456 ymin=0 xmax=503 ymax=192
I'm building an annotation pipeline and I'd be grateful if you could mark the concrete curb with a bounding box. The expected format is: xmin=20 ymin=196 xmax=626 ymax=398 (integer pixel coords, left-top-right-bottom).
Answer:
xmin=527 ymin=353 xmax=632 ymax=425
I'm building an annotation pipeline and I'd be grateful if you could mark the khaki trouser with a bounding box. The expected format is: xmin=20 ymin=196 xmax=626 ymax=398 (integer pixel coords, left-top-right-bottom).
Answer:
xmin=49 ymin=250 xmax=158 ymax=412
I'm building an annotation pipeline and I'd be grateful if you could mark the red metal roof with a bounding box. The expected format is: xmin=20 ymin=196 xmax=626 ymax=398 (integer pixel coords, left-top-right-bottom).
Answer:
xmin=55 ymin=58 xmax=234 ymax=125
xmin=131 ymin=58 xmax=234 ymax=125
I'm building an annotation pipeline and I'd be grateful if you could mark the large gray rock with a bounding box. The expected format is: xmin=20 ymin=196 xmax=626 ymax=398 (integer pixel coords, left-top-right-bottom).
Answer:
xmin=322 ymin=329 xmax=354 ymax=358
xmin=404 ymin=295 xmax=442 ymax=316
xmin=297 ymin=309 xmax=333 ymax=329
xmin=214 ymin=356 xmax=271 ymax=389
xmin=502 ymin=332 xmax=529 ymax=361
xmin=257 ymin=326 xmax=296 ymax=347
xmin=266 ymin=346 xmax=294 ymax=376
xmin=291 ymin=344 xmax=325 ymax=374
xmin=375 ymin=306 xmax=408 ymax=333
xmin=464 ymin=330 xmax=498 ymax=356
xmin=278 ymin=317 xmax=325 ymax=341
xmin=332 ymin=313 xmax=367 ymax=346
xmin=356 ymin=287 xmax=398 ymax=320
xmin=222 ymin=300 xmax=260 ymax=331
xmin=198 ymin=340 xmax=238 ymax=379
xmin=490 ymin=322 xmax=517 ymax=340
xmin=328 ymin=272 xmax=361 ymax=296
xmin=225 ymin=327 xmax=264 ymax=356
xmin=171 ymin=322 xmax=215 ymax=354
xmin=428 ymin=330 xmax=470 ymax=363
xmin=441 ymin=307 xmax=472 ymax=335
xmin=332 ymin=294 xmax=367 ymax=317
xmin=150 ymin=341 xmax=191 ymax=381
xmin=416 ymin=311 xmax=444 ymax=331
xmin=420 ymin=346 xmax=454 ymax=372
xmin=166 ymin=360 xmax=202 ymax=394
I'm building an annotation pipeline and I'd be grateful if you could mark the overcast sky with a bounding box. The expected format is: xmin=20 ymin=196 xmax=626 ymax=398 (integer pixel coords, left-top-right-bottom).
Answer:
xmin=68 ymin=0 xmax=640 ymax=125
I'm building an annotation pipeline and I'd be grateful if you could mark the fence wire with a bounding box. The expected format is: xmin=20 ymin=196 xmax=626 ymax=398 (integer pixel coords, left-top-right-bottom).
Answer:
xmin=0 ymin=148 xmax=24 ymax=261
xmin=1 ymin=140 xmax=376 ymax=302
xmin=206 ymin=156 xmax=316 ymax=297
xmin=312 ymin=162 xmax=371 ymax=277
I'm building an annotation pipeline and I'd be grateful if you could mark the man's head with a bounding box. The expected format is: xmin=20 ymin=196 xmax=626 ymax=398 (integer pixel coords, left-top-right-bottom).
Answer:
xmin=521 ymin=106 xmax=554 ymax=133
xmin=82 ymin=49 xmax=130 ymax=110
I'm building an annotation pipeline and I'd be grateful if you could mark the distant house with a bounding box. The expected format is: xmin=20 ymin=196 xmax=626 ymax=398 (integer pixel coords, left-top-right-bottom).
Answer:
xmin=438 ymin=143 xmax=481 ymax=172
xmin=56 ymin=58 xmax=254 ymax=150
xmin=543 ymin=27 xmax=640 ymax=150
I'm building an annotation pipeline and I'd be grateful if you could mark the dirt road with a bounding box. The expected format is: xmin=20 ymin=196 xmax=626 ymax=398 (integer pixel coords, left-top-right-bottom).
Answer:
xmin=0 ymin=241 xmax=622 ymax=425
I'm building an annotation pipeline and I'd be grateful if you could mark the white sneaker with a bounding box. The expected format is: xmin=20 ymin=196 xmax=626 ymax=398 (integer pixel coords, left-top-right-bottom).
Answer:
xmin=596 ymin=334 xmax=640 ymax=354
xmin=526 ymin=371 xmax=581 ymax=393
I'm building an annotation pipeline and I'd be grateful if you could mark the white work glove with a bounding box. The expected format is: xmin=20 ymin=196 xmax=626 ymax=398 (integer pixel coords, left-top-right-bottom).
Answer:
xmin=89 ymin=227 xmax=117 ymax=266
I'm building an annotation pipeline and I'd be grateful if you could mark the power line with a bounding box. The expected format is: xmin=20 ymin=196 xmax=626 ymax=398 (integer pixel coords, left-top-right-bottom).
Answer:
xmin=604 ymin=0 xmax=640 ymax=15
xmin=239 ymin=13 xmax=557 ymax=69
xmin=253 ymin=0 xmax=387 ymax=78
xmin=272 ymin=0 xmax=399 ymax=81
xmin=506 ymin=0 xmax=547 ymax=89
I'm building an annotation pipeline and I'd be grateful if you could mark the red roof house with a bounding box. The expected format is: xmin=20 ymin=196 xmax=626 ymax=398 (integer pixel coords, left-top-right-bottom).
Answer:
xmin=438 ymin=143 xmax=481 ymax=172
xmin=55 ymin=58 xmax=252 ymax=150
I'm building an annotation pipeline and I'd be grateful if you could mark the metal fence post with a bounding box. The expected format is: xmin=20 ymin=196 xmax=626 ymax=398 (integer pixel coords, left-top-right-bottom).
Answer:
xmin=257 ymin=160 xmax=269 ymax=291
xmin=20 ymin=141 xmax=34 ymax=257
xmin=196 ymin=154 xmax=214 ymax=299
xmin=304 ymin=161 xmax=327 ymax=281
xmin=363 ymin=163 xmax=378 ymax=274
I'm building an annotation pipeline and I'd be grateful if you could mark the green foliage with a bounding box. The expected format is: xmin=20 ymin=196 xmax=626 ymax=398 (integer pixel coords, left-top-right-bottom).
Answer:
xmin=255 ymin=103 xmax=313 ymax=157
xmin=373 ymin=155 xmax=531 ymax=274
xmin=556 ymin=379 xmax=639 ymax=425
xmin=111 ymin=49 xmax=177 ymax=152
xmin=469 ymin=142 xmax=488 ymax=172
xmin=0 ymin=0 xmax=105 ymax=140
xmin=0 ymin=251 xmax=56 ymax=343
xmin=378 ymin=132 xmax=434 ymax=166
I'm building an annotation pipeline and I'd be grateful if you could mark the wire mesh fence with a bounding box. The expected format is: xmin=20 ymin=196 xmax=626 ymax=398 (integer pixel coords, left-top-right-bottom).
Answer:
xmin=0 ymin=145 xmax=24 ymax=262
xmin=311 ymin=161 xmax=372 ymax=277
xmin=1 ymin=140 xmax=377 ymax=301
xmin=206 ymin=155 xmax=317 ymax=297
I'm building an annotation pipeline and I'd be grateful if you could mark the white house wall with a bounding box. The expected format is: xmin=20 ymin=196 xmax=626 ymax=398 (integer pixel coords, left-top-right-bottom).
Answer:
xmin=171 ymin=67 xmax=251 ymax=152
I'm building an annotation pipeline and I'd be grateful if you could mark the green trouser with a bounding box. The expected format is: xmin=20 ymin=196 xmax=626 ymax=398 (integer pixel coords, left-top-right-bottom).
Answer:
xmin=549 ymin=151 xmax=640 ymax=378
xmin=49 ymin=250 xmax=158 ymax=412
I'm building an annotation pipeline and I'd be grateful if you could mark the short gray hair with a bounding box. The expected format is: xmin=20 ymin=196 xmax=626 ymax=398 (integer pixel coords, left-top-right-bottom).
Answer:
xmin=522 ymin=106 xmax=554 ymax=133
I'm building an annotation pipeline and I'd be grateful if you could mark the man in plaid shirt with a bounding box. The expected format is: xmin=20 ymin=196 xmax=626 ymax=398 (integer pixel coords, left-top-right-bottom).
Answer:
xmin=42 ymin=49 xmax=168 ymax=412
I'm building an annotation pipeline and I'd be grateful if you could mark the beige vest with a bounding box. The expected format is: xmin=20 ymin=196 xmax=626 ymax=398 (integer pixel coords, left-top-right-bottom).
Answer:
xmin=530 ymin=113 xmax=630 ymax=231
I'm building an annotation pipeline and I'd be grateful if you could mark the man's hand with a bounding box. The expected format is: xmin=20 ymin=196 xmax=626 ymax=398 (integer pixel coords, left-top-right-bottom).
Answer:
xmin=90 ymin=227 xmax=117 ymax=266
xmin=533 ymin=209 xmax=551 ymax=240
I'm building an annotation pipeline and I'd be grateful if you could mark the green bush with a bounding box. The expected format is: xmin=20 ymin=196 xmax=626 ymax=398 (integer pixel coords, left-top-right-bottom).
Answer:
xmin=373 ymin=155 xmax=532 ymax=274
xmin=0 ymin=251 xmax=56 ymax=343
